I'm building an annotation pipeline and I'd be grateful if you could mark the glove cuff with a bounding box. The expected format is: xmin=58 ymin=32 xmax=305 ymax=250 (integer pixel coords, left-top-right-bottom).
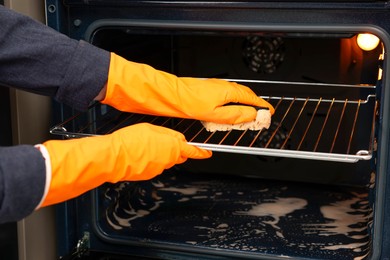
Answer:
xmin=34 ymin=144 xmax=52 ymax=209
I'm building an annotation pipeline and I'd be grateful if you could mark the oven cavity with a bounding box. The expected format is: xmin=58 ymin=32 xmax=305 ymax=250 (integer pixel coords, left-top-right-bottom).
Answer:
xmin=49 ymin=22 xmax=384 ymax=260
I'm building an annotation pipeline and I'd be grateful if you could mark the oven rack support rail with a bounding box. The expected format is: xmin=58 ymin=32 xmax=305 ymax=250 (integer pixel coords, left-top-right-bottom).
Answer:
xmin=188 ymin=142 xmax=372 ymax=163
xmin=50 ymin=81 xmax=378 ymax=164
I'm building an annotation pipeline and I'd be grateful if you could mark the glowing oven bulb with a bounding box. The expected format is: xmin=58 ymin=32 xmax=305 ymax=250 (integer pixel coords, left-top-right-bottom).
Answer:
xmin=357 ymin=33 xmax=380 ymax=51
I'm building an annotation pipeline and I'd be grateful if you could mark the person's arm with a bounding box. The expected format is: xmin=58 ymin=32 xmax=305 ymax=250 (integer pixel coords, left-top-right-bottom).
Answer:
xmin=0 ymin=5 xmax=273 ymax=225
xmin=0 ymin=146 xmax=46 ymax=223
xmin=0 ymin=5 xmax=110 ymax=111
xmin=0 ymin=6 xmax=109 ymax=224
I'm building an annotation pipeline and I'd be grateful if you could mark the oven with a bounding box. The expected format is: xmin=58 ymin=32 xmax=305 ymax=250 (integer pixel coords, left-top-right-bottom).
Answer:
xmin=45 ymin=1 xmax=390 ymax=259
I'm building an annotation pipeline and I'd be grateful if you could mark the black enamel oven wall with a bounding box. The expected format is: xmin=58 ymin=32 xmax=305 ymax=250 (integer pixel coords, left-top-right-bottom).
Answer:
xmin=45 ymin=1 xmax=390 ymax=260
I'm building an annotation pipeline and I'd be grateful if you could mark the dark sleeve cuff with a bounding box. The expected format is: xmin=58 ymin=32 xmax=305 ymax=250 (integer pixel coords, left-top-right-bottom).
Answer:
xmin=0 ymin=145 xmax=46 ymax=224
xmin=55 ymin=41 xmax=110 ymax=111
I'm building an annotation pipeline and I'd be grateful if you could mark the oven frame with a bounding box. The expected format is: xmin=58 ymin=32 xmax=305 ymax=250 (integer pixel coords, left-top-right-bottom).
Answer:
xmin=45 ymin=1 xmax=390 ymax=259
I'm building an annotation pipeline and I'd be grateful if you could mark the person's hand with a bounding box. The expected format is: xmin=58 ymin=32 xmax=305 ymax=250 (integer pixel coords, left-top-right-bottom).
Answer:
xmin=101 ymin=53 xmax=274 ymax=124
xmin=39 ymin=123 xmax=211 ymax=207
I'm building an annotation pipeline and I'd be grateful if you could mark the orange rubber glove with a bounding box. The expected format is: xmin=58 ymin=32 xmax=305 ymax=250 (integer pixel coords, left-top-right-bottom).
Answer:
xmin=102 ymin=53 xmax=274 ymax=124
xmin=39 ymin=123 xmax=211 ymax=207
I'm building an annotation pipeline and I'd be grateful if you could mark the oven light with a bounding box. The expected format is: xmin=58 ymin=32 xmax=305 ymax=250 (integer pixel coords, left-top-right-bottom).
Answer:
xmin=356 ymin=33 xmax=380 ymax=51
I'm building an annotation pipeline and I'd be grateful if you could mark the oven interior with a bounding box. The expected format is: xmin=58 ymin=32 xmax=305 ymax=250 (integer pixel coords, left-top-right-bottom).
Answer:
xmin=53 ymin=27 xmax=383 ymax=259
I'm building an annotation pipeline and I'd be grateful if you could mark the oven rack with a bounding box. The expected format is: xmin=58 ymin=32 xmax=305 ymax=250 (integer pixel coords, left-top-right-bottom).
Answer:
xmin=50 ymin=93 xmax=377 ymax=163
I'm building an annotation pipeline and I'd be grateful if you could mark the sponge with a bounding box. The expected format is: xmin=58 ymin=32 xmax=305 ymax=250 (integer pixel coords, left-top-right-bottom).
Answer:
xmin=201 ymin=109 xmax=271 ymax=132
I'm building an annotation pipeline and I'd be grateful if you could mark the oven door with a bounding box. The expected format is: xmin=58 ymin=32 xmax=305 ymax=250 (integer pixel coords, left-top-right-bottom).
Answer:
xmin=47 ymin=1 xmax=390 ymax=260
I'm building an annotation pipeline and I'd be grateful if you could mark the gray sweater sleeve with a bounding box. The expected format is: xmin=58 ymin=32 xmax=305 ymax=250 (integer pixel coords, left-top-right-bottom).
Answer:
xmin=0 ymin=146 xmax=46 ymax=223
xmin=0 ymin=6 xmax=110 ymax=223
xmin=0 ymin=5 xmax=110 ymax=111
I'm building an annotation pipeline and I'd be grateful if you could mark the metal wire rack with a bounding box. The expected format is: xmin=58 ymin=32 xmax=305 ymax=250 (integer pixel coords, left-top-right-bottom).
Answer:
xmin=50 ymin=80 xmax=378 ymax=163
